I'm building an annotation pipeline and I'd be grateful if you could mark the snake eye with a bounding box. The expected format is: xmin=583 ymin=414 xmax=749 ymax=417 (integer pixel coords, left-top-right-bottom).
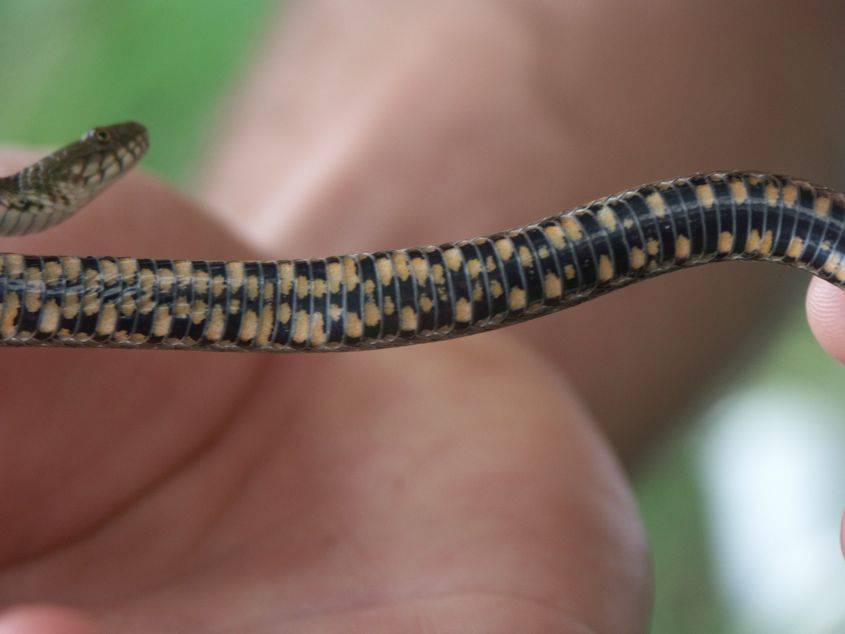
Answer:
xmin=93 ymin=129 xmax=111 ymax=144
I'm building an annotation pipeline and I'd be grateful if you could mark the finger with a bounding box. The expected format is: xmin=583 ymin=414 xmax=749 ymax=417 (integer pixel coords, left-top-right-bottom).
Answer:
xmin=806 ymin=277 xmax=845 ymax=364
xmin=0 ymin=149 xmax=268 ymax=563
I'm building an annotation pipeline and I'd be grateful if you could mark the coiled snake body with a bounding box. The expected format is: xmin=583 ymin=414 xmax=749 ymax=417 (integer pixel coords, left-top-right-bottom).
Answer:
xmin=0 ymin=122 xmax=842 ymax=352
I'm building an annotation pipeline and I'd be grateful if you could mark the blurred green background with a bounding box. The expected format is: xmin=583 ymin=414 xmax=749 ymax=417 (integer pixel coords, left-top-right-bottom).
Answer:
xmin=0 ymin=2 xmax=841 ymax=632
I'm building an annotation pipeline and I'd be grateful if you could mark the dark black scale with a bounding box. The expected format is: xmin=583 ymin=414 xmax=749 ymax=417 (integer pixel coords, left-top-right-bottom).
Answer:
xmin=809 ymin=216 xmax=841 ymax=272
xmin=357 ymin=253 xmax=383 ymax=342
xmin=112 ymin=260 xmax=140 ymax=341
xmin=505 ymin=231 xmax=544 ymax=309
xmin=772 ymin=182 xmax=809 ymax=260
xmin=708 ymin=178 xmax=737 ymax=259
xmin=34 ymin=255 xmax=66 ymax=342
xmin=762 ymin=176 xmax=789 ymax=262
xmin=406 ymin=248 xmax=437 ymax=334
xmin=802 ymin=185 xmax=838 ymax=267
xmin=198 ymin=260 xmax=229 ymax=347
xmin=589 ymin=201 xmax=630 ymax=277
xmin=424 ymin=247 xmax=455 ymax=333
xmin=74 ymin=256 xmax=105 ymax=341
xmin=437 ymin=244 xmax=471 ymax=333
xmin=271 ymin=261 xmax=296 ymax=347
xmin=819 ymin=230 xmax=845 ymax=282
xmin=726 ymin=177 xmax=752 ymax=258
xmin=471 ymin=238 xmax=508 ymax=321
xmin=658 ymin=184 xmax=692 ymax=262
xmin=573 ymin=209 xmax=617 ymax=284
xmin=672 ymin=180 xmax=706 ymax=258
xmin=131 ymin=259 xmax=161 ymax=345
xmin=604 ymin=199 xmax=646 ymax=278
xmin=322 ymin=257 xmax=345 ymax=346
xmin=307 ymin=258 xmax=330 ymax=346
xmin=219 ymin=264 xmax=246 ymax=346
xmin=686 ymin=175 xmax=719 ymax=257
xmin=136 ymin=259 xmax=171 ymax=346
xmin=237 ymin=260 xmax=264 ymax=348
xmin=339 ymin=257 xmax=363 ymax=348
xmin=166 ymin=261 xmax=196 ymax=345
xmin=562 ymin=218 xmax=598 ymax=296
xmin=54 ymin=259 xmax=83 ymax=339
xmin=257 ymin=261 xmax=280 ymax=345
xmin=286 ymin=260 xmax=311 ymax=349
xmin=522 ymin=226 xmax=562 ymax=307
xmin=742 ymin=177 xmax=769 ymax=259
xmin=184 ymin=260 xmax=211 ymax=342
xmin=829 ymin=194 xmax=845 ymax=224
xmin=624 ymin=191 xmax=665 ymax=266
xmin=459 ymin=241 xmax=490 ymax=325
xmin=91 ymin=256 xmax=125 ymax=344
xmin=393 ymin=250 xmax=419 ymax=339
xmin=371 ymin=252 xmax=399 ymax=341
xmin=487 ymin=234 xmax=525 ymax=319
xmin=799 ymin=205 xmax=832 ymax=268
xmin=15 ymin=255 xmax=45 ymax=339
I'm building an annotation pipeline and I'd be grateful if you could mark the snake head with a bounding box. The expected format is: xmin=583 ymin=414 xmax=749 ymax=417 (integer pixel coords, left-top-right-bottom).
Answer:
xmin=39 ymin=122 xmax=149 ymax=204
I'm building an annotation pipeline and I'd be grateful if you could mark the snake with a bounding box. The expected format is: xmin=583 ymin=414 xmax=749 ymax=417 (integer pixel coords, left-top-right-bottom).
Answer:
xmin=0 ymin=121 xmax=842 ymax=352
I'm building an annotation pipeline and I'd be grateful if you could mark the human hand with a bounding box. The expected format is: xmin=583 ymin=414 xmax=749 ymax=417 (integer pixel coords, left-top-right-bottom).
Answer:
xmin=0 ymin=151 xmax=648 ymax=633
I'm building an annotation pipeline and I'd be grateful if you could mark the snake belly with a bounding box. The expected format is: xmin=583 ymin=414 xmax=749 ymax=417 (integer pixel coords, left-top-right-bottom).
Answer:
xmin=0 ymin=127 xmax=842 ymax=352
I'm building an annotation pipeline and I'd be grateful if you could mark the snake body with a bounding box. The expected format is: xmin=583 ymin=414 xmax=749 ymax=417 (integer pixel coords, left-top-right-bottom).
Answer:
xmin=0 ymin=122 xmax=842 ymax=352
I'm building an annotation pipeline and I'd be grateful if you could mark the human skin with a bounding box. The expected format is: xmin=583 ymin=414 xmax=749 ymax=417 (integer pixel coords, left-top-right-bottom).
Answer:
xmin=0 ymin=2 xmax=843 ymax=632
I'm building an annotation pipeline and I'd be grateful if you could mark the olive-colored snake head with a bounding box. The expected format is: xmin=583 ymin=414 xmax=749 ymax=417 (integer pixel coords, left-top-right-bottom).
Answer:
xmin=0 ymin=121 xmax=149 ymax=235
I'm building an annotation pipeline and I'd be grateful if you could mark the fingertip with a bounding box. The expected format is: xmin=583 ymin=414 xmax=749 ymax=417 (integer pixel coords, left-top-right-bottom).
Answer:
xmin=0 ymin=605 xmax=99 ymax=634
xmin=805 ymin=278 xmax=845 ymax=364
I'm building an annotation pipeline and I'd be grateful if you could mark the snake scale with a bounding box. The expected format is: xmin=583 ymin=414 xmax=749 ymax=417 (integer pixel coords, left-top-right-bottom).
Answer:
xmin=0 ymin=122 xmax=841 ymax=352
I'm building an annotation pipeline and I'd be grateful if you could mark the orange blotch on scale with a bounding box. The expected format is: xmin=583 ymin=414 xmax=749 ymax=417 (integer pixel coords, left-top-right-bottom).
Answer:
xmin=644 ymin=194 xmax=666 ymax=218
xmin=62 ymin=293 xmax=80 ymax=319
xmin=823 ymin=253 xmax=840 ymax=275
xmin=313 ymin=278 xmax=326 ymax=298
xmin=296 ymin=276 xmax=309 ymax=299
xmin=256 ymin=307 xmax=274 ymax=346
xmin=561 ymin=217 xmax=583 ymax=241
xmin=246 ymin=275 xmax=259 ymax=301
xmin=174 ymin=260 xmax=192 ymax=284
xmin=158 ymin=268 xmax=175 ymax=294
xmin=291 ymin=310 xmax=310 ymax=344
xmin=174 ymin=298 xmax=190 ymax=319
xmin=783 ymin=184 xmax=798 ymax=207
xmin=518 ymin=246 xmax=533 ymax=268
xmin=309 ymin=312 xmax=326 ymax=346
xmin=544 ymin=224 xmax=566 ymax=249
xmin=100 ymin=260 xmax=119 ymax=285
xmin=339 ymin=257 xmax=358 ymax=291
xmin=364 ymin=301 xmax=380 ymax=327
xmin=786 ymin=237 xmax=805 ymax=259
xmin=118 ymin=258 xmax=138 ymax=284
xmin=24 ymin=268 xmax=42 ymax=312
xmin=0 ymin=295 xmax=15 ymax=337
xmin=38 ymin=300 xmax=60 ymax=333
xmin=490 ymin=280 xmax=504 ymax=298
xmin=432 ymin=263 xmax=446 ymax=285
xmin=646 ymin=239 xmax=659 ymax=257
xmin=376 ymin=257 xmax=393 ymax=285
xmin=278 ymin=303 xmax=291 ymax=325
xmin=765 ymin=183 xmax=779 ymax=206
xmin=151 ymin=306 xmax=171 ymax=338
xmin=467 ymin=258 xmax=482 ymax=278
xmin=383 ymin=296 xmax=395 ymax=316
xmin=226 ymin=262 xmax=245 ymax=291
xmin=345 ymin=313 xmax=363 ymax=338
xmin=205 ymin=305 xmax=226 ymax=341
xmin=630 ymin=247 xmax=645 ymax=269
xmin=544 ymin=273 xmax=562 ymax=298
xmin=455 ymin=298 xmax=471 ymax=322
xmin=44 ymin=261 xmax=62 ymax=285
xmin=729 ymin=180 xmax=748 ymax=204
xmin=276 ymin=263 xmax=293 ymax=294
xmin=472 ymin=282 xmax=483 ymax=302
xmin=696 ymin=184 xmax=715 ymax=208
xmin=564 ymin=264 xmax=576 ymax=280
xmin=327 ymin=261 xmax=342 ymax=293
xmin=508 ymin=287 xmax=526 ymax=311
xmin=760 ymin=230 xmax=774 ymax=255
xmin=495 ymin=238 xmax=514 ymax=261
xmin=194 ymin=269 xmax=210 ymax=294
xmin=211 ymin=274 xmax=225 ymax=298
xmin=411 ymin=257 xmax=429 ymax=285
xmin=401 ymin=306 xmax=418 ymax=331
xmin=82 ymin=292 xmax=99 ymax=317
xmin=444 ymin=248 xmax=463 ymax=272
xmin=598 ymin=205 xmax=620 ymax=229
xmin=718 ymin=232 xmax=733 ymax=254
xmin=228 ymin=298 xmax=241 ymax=315
xmin=329 ymin=304 xmax=342 ymax=321
xmin=393 ymin=252 xmax=411 ymax=281
xmin=419 ymin=295 xmax=434 ymax=313
xmin=598 ymin=255 xmax=613 ymax=282
xmin=676 ymin=235 xmax=691 ymax=259
xmin=814 ymin=196 xmax=831 ymax=217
